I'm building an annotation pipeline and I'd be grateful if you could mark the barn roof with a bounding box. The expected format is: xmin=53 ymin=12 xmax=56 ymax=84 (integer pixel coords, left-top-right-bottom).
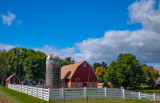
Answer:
xmin=61 ymin=61 xmax=85 ymax=79
xmin=6 ymin=75 xmax=14 ymax=81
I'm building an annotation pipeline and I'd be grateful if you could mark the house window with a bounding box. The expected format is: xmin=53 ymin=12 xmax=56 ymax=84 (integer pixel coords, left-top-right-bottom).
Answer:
xmin=76 ymin=78 xmax=80 ymax=82
xmin=78 ymin=83 xmax=81 ymax=88
xmin=89 ymin=83 xmax=92 ymax=88
xmin=62 ymin=83 xmax=65 ymax=87
xmin=84 ymin=63 xmax=86 ymax=67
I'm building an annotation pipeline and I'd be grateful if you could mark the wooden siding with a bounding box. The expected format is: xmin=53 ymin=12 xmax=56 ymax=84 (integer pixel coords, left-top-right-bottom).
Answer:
xmin=71 ymin=62 xmax=97 ymax=82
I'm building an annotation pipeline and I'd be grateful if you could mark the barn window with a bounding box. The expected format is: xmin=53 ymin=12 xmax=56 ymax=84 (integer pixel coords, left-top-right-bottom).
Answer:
xmin=84 ymin=63 xmax=86 ymax=67
xmin=89 ymin=83 xmax=92 ymax=88
xmin=76 ymin=78 xmax=80 ymax=82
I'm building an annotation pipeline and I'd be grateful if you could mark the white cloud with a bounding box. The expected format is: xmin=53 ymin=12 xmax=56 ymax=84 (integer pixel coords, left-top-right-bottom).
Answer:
xmin=128 ymin=0 xmax=160 ymax=33
xmin=35 ymin=45 xmax=75 ymax=60
xmin=36 ymin=0 xmax=160 ymax=64
xmin=1 ymin=11 xmax=16 ymax=26
xmin=0 ymin=43 xmax=15 ymax=50
xmin=154 ymin=65 xmax=160 ymax=72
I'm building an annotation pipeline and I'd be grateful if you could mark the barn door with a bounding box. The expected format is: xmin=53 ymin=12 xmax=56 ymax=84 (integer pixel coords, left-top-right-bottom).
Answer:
xmin=83 ymin=83 xmax=87 ymax=87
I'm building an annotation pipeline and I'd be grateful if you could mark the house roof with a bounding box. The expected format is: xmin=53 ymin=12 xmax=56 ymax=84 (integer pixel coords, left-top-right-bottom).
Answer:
xmin=61 ymin=61 xmax=85 ymax=79
xmin=6 ymin=75 xmax=14 ymax=81
xmin=97 ymin=83 xmax=104 ymax=86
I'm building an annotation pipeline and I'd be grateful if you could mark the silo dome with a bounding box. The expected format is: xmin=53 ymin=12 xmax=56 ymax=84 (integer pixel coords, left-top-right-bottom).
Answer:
xmin=47 ymin=54 xmax=59 ymax=60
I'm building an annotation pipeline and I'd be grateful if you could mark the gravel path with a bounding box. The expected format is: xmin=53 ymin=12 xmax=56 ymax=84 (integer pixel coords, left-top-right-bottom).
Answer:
xmin=0 ymin=95 xmax=12 ymax=103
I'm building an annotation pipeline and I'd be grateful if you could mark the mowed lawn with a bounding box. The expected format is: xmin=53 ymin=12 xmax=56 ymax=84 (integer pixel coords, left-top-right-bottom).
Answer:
xmin=0 ymin=87 xmax=158 ymax=103
xmin=0 ymin=87 xmax=50 ymax=103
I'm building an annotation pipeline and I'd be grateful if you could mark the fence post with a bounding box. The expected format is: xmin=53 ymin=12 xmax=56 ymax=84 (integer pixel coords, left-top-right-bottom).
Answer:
xmin=21 ymin=85 xmax=22 ymax=92
xmin=49 ymin=88 xmax=52 ymax=101
xmin=27 ymin=86 xmax=28 ymax=94
xmin=138 ymin=92 xmax=141 ymax=99
xmin=84 ymin=87 xmax=87 ymax=98
xmin=31 ymin=87 xmax=33 ymax=96
xmin=104 ymin=87 xmax=107 ymax=98
xmin=36 ymin=87 xmax=38 ymax=97
xmin=153 ymin=93 xmax=156 ymax=100
xmin=61 ymin=87 xmax=64 ymax=99
xmin=42 ymin=88 xmax=44 ymax=100
xmin=22 ymin=85 xmax=25 ymax=93
xmin=122 ymin=89 xmax=125 ymax=98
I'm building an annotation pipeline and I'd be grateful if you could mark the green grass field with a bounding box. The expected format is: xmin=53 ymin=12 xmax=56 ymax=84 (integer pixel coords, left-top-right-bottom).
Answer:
xmin=132 ymin=85 xmax=160 ymax=94
xmin=0 ymin=87 xmax=49 ymax=103
xmin=0 ymin=87 xmax=158 ymax=103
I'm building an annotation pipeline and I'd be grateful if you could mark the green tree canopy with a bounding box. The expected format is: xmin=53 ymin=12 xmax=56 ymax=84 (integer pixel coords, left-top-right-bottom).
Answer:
xmin=0 ymin=49 xmax=9 ymax=86
xmin=7 ymin=47 xmax=46 ymax=81
xmin=92 ymin=61 xmax=107 ymax=71
xmin=60 ymin=57 xmax=72 ymax=66
xmin=23 ymin=55 xmax=46 ymax=81
xmin=104 ymin=53 xmax=143 ymax=89
xmin=142 ymin=65 xmax=160 ymax=87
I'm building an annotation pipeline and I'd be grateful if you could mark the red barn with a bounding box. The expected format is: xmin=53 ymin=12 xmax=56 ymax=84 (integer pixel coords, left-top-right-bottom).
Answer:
xmin=6 ymin=75 xmax=20 ymax=88
xmin=60 ymin=61 xmax=97 ymax=88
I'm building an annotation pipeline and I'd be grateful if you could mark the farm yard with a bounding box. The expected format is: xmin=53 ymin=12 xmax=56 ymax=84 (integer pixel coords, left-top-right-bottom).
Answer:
xmin=0 ymin=87 xmax=158 ymax=103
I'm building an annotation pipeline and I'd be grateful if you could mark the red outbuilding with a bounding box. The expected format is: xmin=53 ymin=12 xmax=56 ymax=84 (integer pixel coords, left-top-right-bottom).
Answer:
xmin=60 ymin=61 xmax=98 ymax=88
xmin=6 ymin=75 xmax=20 ymax=88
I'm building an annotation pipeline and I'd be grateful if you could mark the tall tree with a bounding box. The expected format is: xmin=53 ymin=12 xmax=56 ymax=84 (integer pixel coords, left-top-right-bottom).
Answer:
xmin=60 ymin=57 xmax=72 ymax=66
xmin=142 ymin=65 xmax=159 ymax=87
xmin=8 ymin=47 xmax=46 ymax=82
xmin=95 ymin=66 xmax=105 ymax=83
xmin=104 ymin=53 xmax=143 ymax=89
xmin=92 ymin=61 xmax=107 ymax=71
xmin=23 ymin=55 xmax=46 ymax=82
xmin=0 ymin=49 xmax=9 ymax=86
xmin=8 ymin=47 xmax=28 ymax=80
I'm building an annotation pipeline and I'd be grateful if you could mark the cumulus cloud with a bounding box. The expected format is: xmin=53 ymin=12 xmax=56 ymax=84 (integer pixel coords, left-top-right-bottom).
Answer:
xmin=1 ymin=11 xmax=16 ymax=26
xmin=154 ymin=65 xmax=160 ymax=72
xmin=37 ymin=0 xmax=160 ymax=64
xmin=128 ymin=0 xmax=160 ymax=33
xmin=0 ymin=43 xmax=15 ymax=50
xmin=35 ymin=45 xmax=75 ymax=59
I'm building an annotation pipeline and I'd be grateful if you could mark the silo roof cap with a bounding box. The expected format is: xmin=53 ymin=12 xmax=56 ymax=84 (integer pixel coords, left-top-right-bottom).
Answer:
xmin=47 ymin=54 xmax=59 ymax=60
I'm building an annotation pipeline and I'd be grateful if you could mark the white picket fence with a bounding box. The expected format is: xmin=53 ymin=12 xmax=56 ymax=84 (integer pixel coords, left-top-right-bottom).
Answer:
xmin=8 ymin=84 xmax=160 ymax=101
xmin=8 ymin=84 xmax=50 ymax=101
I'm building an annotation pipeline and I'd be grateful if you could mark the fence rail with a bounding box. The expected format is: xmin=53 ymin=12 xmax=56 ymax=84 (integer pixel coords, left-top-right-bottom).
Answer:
xmin=8 ymin=84 xmax=160 ymax=101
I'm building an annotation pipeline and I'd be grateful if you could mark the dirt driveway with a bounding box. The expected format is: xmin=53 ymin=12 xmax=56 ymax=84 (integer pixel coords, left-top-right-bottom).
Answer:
xmin=0 ymin=95 xmax=12 ymax=103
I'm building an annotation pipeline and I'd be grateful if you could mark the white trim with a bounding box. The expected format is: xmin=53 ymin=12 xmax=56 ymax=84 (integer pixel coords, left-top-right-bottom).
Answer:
xmin=84 ymin=63 xmax=86 ymax=67
xmin=78 ymin=83 xmax=81 ymax=88
xmin=90 ymin=67 xmax=98 ymax=82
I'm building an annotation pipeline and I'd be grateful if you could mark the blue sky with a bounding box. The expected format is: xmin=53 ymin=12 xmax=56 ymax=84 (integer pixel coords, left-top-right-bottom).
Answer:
xmin=0 ymin=0 xmax=142 ymax=48
xmin=0 ymin=0 xmax=160 ymax=71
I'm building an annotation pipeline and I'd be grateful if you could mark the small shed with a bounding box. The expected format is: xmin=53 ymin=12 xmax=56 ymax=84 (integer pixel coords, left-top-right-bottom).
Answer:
xmin=97 ymin=83 xmax=107 ymax=88
xmin=6 ymin=75 xmax=19 ymax=88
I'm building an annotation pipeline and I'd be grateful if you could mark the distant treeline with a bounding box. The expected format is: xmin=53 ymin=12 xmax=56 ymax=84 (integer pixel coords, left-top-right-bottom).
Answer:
xmin=0 ymin=47 xmax=159 ymax=89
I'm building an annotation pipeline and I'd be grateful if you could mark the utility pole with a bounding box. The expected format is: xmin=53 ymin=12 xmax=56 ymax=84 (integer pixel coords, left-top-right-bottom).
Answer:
xmin=13 ymin=48 xmax=22 ymax=84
